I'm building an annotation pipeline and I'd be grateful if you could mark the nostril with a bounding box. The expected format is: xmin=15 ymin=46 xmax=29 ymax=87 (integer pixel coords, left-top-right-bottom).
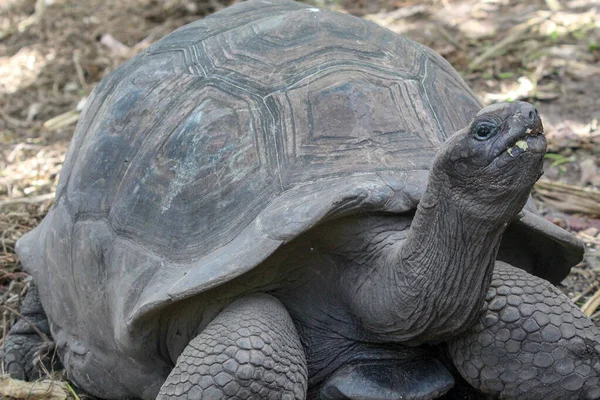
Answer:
xmin=528 ymin=108 xmax=540 ymax=121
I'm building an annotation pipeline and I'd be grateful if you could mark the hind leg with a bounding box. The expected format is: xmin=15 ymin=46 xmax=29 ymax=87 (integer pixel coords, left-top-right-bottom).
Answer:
xmin=448 ymin=262 xmax=600 ymax=400
xmin=1 ymin=282 xmax=60 ymax=379
xmin=157 ymin=294 xmax=307 ymax=399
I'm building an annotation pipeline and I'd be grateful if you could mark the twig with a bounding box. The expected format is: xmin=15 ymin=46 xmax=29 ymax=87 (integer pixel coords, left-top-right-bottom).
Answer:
xmin=100 ymin=34 xmax=131 ymax=57
xmin=468 ymin=13 xmax=549 ymax=71
xmin=43 ymin=110 xmax=80 ymax=131
xmin=581 ymin=288 xmax=600 ymax=317
xmin=0 ymin=305 xmax=50 ymax=343
xmin=65 ymin=383 xmax=80 ymax=400
xmin=579 ymin=233 xmax=600 ymax=246
xmin=7 ymin=144 xmax=45 ymax=163
xmin=73 ymin=50 xmax=87 ymax=90
xmin=534 ymin=180 xmax=600 ymax=216
xmin=545 ymin=0 xmax=562 ymax=11
xmin=17 ymin=0 xmax=46 ymax=32
xmin=569 ymin=267 xmax=589 ymax=276
xmin=0 ymin=193 xmax=55 ymax=208
xmin=0 ymin=376 xmax=69 ymax=400
xmin=0 ymin=272 xmax=29 ymax=281
xmin=571 ymin=281 xmax=600 ymax=304
xmin=0 ymin=110 xmax=29 ymax=128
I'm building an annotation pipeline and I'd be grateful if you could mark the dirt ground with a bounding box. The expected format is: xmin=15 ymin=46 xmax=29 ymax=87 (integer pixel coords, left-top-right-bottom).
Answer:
xmin=0 ymin=0 xmax=599 ymax=396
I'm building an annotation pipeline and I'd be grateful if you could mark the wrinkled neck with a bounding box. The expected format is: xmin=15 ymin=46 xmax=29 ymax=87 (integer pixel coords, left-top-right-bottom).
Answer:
xmin=350 ymin=180 xmax=512 ymax=345
xmin=398 ymin=184 xmax=508 ymax=341
xmin=403 ymin=184 xmax=506 ymax=275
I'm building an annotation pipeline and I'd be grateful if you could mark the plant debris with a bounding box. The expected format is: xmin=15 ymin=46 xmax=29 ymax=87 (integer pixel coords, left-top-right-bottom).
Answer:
xmin=0 ymin=375 xmax=74 ymax=400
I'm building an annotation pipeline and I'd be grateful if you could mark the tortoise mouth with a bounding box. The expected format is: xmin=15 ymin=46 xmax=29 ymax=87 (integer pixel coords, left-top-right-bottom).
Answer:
xmin=500 ymin=128 xmax=546 ymax=158
xmin=497 ymin=117 xmax=546 ymax=160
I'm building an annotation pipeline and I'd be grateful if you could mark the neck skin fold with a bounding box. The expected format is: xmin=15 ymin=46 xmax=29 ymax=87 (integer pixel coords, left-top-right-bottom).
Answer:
xmin=349 ymin=176 xmax=510 ymax=345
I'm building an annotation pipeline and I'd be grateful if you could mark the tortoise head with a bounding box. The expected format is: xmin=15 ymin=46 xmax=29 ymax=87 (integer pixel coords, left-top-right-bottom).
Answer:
xmin=432 ymin=101 xmax=546 ymax=221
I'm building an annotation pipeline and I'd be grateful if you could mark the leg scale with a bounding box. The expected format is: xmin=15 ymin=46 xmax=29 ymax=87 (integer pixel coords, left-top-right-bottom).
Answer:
xmin=158 ymin=294 xmax=307 ymax=399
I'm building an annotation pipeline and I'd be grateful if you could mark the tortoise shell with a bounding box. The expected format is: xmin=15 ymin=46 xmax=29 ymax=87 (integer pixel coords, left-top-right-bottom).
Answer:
xmin=17 ymin=0 xmax=581 ymax=345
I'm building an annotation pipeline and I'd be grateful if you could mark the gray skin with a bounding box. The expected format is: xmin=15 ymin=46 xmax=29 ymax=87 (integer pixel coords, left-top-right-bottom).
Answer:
xmin=3 ymin=1 xmax=599 ymax=399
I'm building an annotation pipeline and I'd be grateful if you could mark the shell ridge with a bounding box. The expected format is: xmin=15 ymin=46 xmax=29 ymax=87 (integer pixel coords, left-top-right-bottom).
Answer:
xmin=58 ymin=65 xmax=132 ymax=206
xmin=280 ymin=61 xmax=419 ymax=93
xmin=107 ymin=72 xmax=183 ymax=212
xmin=418 ymin=57 xmax=445 ymax=147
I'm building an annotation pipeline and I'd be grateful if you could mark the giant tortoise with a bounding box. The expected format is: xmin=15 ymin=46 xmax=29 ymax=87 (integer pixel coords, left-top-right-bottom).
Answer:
xmin=4 ymin=0 xmax=599 ymax=399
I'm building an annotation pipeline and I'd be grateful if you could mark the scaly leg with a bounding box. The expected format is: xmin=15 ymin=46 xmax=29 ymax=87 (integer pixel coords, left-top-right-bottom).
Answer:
xmin=448 ymin=262 xmax=600 ymax=400
xmin=157 ymin=294 xmax=307 ymax=399
xmin=1 ymin=283 xmax=60 ymax=379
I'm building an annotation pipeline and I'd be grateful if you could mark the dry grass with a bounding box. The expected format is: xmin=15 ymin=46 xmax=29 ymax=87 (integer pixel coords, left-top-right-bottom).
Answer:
xmin=0 ymin=205 xmax=46 ymax=347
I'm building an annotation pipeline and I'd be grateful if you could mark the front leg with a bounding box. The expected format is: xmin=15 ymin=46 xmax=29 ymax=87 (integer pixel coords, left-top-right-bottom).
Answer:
xmin=447 ymin=262 xmax=600 ymax=400
xmin=1 ymin=282 xmax=61 ymax=380
xmin=158 ymin=294 xmax=307 ymax=399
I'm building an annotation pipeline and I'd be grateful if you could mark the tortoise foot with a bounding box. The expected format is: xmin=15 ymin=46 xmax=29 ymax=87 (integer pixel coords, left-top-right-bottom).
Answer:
xmin=1 ymin=283 xmax=61 ymax=380
xmin=157 ymin=294 xmax=307 ymax=399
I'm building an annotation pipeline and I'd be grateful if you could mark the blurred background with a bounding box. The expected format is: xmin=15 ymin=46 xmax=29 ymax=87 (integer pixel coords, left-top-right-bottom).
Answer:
xmin=0 ymin=0 xmax=599 ymax=392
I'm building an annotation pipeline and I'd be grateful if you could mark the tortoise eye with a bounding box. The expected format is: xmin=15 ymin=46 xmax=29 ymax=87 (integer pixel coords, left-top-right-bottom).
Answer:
xmin=473 ymin=121 xmax=497 ymax=141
